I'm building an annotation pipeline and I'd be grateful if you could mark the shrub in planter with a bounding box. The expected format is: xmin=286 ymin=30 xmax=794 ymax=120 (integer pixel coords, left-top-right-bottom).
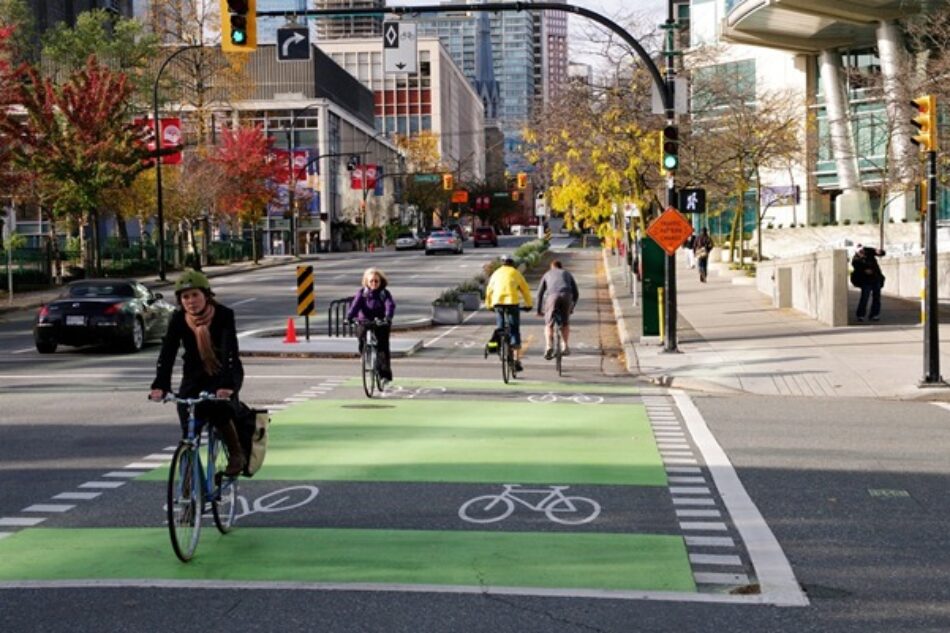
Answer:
xmin=842 ymin=219 xmax=851 ymax=225
xmin=432 ymin=288 xmax=463 ymax=324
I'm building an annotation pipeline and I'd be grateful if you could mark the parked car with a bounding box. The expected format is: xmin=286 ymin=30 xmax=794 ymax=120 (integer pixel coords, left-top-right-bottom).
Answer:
xmin=395 ymin=232 xmax=421 ymax=251
xmin=425 ymin=230 xmax=464 ymax=255
xmin=472 ymin=226 xmax=498 ymax=248
xmin=33 ymin=279 xmax=175 ymax=354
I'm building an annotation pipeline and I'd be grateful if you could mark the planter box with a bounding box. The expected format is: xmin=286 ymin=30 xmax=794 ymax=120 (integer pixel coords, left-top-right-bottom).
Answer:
xmin=431 ymin=302 xmax=464 ymax=325
xmin=459 ymin=292 xmax=481 ymax=311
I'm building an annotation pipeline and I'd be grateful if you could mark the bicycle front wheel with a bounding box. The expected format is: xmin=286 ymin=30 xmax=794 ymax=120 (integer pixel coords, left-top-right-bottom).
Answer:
xmin=500 ymin=338 xmax=511 ymax=384
xmin=210 ymin=433 xmax=238 ymax=534
xmin=545 ymin=496 xmax=601 ymax=525
xmin=167 ymin=443 xmax=202 ymax=562
xmin=362 ymin=345 xmax=377 ymax=398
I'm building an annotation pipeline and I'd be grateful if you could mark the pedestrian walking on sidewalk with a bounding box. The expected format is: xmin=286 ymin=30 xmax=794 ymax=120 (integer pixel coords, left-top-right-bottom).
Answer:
xmin=850 ymin=244 xmax=886 ymax=322
xmin=694 ymin=228 xmax=714 ymax=283
xmin=684 ymin=234 xmax=696 ymax=269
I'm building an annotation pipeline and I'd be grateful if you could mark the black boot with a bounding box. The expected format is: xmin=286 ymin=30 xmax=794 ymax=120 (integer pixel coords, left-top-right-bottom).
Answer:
xmin=218 ymin=421 xmax=246 ymax=478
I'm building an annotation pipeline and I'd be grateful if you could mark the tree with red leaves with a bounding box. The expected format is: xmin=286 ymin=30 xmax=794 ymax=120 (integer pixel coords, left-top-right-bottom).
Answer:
xmin=0 ymin=25 xmax=20 ymax=195
xmin=213 ymin=126 xmax=288 ymax=263
xmin=0 ymin=55 xmax=152 ymax=275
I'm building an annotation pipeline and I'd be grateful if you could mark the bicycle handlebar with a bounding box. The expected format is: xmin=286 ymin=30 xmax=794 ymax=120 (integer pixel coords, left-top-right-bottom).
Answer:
xmin=151 ymin=391 xmax=229 ymax=405
xmin=349 ymin=318 xmax=390 ymax=327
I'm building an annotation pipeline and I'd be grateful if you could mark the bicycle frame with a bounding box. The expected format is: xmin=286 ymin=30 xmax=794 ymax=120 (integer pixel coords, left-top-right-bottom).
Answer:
xmin=493 ymin=307 xmax=518 ymax=382
xmin=359 ymin=319 xmax=387 ymax=397
xmin=496 ymin=484 xmax=572 ymax=511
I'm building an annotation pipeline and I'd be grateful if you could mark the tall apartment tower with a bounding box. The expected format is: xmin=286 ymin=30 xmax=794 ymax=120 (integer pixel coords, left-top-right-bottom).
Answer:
xmin=28 ymin=0 xmax=133 ymax=33
xmin=313 ymin=0 xmax=384 ymax=40
xmin=536 ymin=0 xmax=568 ymax=106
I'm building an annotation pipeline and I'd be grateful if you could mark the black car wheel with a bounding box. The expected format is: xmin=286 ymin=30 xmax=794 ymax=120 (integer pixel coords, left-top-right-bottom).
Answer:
xmin=126 ymin=317 xmax=145 ymax=353
xmin=36 ymin=340 xmax=57 ymax=354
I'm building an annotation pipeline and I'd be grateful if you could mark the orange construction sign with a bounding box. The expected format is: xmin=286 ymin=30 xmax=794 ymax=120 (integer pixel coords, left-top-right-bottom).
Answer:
xmin=645 ymin=207 xmax=694 ymax=256
xmin=451 ymin=190 xmax=469 ymax=204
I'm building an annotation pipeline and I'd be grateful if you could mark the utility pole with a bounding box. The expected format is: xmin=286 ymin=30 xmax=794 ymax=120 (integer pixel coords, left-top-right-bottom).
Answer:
xmin=662 ymin=0 xmax=678 ymax=352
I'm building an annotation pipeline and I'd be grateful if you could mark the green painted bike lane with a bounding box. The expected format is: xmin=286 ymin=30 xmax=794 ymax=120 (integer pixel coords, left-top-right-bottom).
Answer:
xmin=0 ymin=379 xmax=697 ymax=594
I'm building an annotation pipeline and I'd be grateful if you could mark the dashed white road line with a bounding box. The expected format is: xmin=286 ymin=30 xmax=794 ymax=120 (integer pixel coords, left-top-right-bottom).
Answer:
xmin=79 ymin=481 xmax=125 ymax=490
xmin=0 ymin=517 xmax=46 ymax=527
xmin=53 ymin=492 xmax=100 ymax=500
xmin=22 ymin=504 xmax=74 ymax=513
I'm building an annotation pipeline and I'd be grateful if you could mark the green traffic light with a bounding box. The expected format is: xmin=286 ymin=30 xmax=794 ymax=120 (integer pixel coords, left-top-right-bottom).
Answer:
xmin=663 ymin=155 xmax=678 ymax=170
xmin=232 ymin=29 xmax=247 ymax=44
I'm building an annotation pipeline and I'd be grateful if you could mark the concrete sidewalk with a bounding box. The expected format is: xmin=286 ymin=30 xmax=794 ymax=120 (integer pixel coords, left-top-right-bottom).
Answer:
xmin=604 ymin=250 xmax=950 ymax=400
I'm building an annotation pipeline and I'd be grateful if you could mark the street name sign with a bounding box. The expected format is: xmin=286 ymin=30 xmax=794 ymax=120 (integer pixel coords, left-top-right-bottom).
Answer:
xmin=383 ymin=22 xmax=417 ymax=74
xmin=277 ymin=26 xmax=311 ymax=62
xmin=645 ymin=207 xmax=693 ymax=256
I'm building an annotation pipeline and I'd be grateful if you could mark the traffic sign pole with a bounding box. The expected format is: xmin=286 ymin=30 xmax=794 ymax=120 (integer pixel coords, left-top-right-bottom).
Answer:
xmin=662 ymin=0 xmax=678 ymax=353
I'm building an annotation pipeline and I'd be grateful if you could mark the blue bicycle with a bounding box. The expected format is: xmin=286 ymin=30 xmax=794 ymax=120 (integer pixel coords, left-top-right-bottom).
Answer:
xmin=157 ymin=392 xmax=239 ymax=562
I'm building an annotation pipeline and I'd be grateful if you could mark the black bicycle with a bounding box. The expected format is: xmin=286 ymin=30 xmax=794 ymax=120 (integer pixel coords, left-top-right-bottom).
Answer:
xmin=492 ymin=306 xmax=523 ymax=384
xmin=357 ymin=318 xmax=389 ymax=397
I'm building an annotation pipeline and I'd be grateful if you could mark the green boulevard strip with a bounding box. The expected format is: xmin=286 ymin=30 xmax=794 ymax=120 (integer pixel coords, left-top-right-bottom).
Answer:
xmin=0 ymin=381 xmax=697 ymax=594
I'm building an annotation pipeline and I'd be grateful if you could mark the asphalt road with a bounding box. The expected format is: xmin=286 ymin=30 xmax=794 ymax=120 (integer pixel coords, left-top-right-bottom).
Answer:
xmin=2 ymin=247 xmax=950 ymax=632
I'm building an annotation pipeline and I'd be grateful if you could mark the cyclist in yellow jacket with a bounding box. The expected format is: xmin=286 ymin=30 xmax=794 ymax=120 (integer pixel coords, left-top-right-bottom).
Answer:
xmin=485 ymin=255 xmax=533 ymax=372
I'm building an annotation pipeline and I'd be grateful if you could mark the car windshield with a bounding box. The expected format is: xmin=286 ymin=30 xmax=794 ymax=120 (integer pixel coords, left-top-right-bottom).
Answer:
xmin=67 ymin=282 xmax=134 ymax=298
xmin=397 ymin=233 xmax=414 ymax=239
xmin=476 ymin=228 xmax=492 ymax=234
xmin=431 ymin=232 xmax=451 ymax=238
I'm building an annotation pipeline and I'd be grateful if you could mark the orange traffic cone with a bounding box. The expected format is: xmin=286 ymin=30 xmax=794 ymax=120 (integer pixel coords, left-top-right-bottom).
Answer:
xmin=283 ymin=317 xmax=298 ymax=344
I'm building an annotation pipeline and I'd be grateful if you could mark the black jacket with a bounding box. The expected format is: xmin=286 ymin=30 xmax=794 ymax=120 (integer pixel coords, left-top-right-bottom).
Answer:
xmin=850 ymin=247 xmax=886 ymax=287
xmin=151 ymin=304 xmax=244 ymax=397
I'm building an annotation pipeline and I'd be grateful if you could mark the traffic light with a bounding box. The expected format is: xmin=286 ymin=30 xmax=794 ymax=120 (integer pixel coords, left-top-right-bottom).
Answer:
xmin=220 ymin=0 xmax=257 ymax=53
xmin=442 ymin=173 xmax=454 ymax=190
xmin=661 ymin=125 xmax=679 ymax=172
xmin=516 ymin=172 xmax=528 ymax=189
xmin=910 ymin=94 xmax=938 ymax=152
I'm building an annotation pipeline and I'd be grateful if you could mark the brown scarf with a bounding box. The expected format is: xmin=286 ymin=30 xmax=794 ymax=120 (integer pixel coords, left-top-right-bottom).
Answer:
xmin=184 ymin=302 xmax=221 ymax=375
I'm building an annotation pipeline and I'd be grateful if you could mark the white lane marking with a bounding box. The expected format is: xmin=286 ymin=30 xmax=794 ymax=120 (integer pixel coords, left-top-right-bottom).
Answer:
xmin=0 ymin=532 xmax=11 ymax=540
xmin=164 ymin=446 xmax=177 ymax=451
xmin=672 ymin=497 xmax=716 ymax=506
xmin=666 ymin=466 xmax=702 ymax=474
xmin=663 ymin=458 xmax=698 ymax=465
xmin=79 ymin=481 xmax=125 ymax=489
xmin=11 ymin=348 xmax=35 ymax=355
xmin=668 ymin=476 xmax=706 ymax=484
xmin=142 ymin=454 xmax=172 ymax=462
xmin=125 ymin=462 xmax=163 ymax=470
xmin=673 ymin=391 xmax=808 ymax=607
xmin=53 ymin=492 xmax=101 ymax=500
xmin=658 ymin=444 xmax=691 ymax=451
xmin=23 ymin=504 xmax=75 ymax=513
xmin=694 ymin=572 xmax=750 ymax=585
xmin=103 ymin=471 xmax=144 ymax=478
xmin=676 ymin=509 xmax=722 ymax=518
xmin=679 ymin=522 xmax=728 ymax=531
xmin=690 ymin=554 xmax=743 ymax=566
xmin=0 ymin=579 xmax=787 ymax=604
xmin=669 ymin=486 xmax=711 ymax=495
xmin=685 ymin=536 xmax=735 ymax=547
xmin=424 ymin=308 xmax=482 ymax=347
xmin=0 ymin=517 xmax=46 ymax=527
xmin=661 ymin=451 xmax=695 ymax=457
xmin=231 ymin=298 xmax=257 ymax=307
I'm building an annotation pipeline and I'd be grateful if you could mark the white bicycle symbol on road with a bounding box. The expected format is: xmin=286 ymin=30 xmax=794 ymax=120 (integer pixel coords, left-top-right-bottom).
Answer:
xmin=381 ymin=385 xmax=448 ymax=399
xmin=526 ymin=392 xmax=604 ymax=405
xmin=458 ymin=484 xmax=601 ymax=525
xmin=233 ymin=485 xmax=320 ymax=520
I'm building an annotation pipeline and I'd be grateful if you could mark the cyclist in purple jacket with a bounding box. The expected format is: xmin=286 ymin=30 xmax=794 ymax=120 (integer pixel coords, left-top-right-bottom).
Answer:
xmin=346 ymin=267 xmax=397 ymax=385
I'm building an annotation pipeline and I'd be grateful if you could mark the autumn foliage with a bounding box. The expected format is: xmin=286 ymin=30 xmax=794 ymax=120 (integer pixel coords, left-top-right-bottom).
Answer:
xmin=213 ymin=126 xmax=288 ymax=219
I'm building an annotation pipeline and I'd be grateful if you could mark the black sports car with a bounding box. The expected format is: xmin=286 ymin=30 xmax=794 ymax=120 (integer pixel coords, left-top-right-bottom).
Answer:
xmin=33 ymin=279 xmax=175 ymax=354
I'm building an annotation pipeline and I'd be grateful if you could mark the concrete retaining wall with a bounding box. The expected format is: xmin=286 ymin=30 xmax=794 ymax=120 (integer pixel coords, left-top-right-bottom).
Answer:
xmin=876 ymin=254 xmax=950 ymax=300
xmin=756 ymin=249 xmax=849 ymax=326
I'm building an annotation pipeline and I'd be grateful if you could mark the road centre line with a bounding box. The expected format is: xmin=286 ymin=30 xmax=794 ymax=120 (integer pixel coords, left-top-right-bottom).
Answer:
xmin=672 ymin=391 xmax=808 ymax=607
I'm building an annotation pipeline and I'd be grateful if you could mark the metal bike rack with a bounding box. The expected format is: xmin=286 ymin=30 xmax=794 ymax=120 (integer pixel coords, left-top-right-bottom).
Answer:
xmin=327 ymin=297 xmax=356 ymax=337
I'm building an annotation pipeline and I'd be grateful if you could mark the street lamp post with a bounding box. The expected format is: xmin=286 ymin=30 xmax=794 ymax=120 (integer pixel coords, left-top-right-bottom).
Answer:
xmin=153 ymin=44 xmax=201 ymax=281
xmin=286 ymin=103 xmax=322 ymax=256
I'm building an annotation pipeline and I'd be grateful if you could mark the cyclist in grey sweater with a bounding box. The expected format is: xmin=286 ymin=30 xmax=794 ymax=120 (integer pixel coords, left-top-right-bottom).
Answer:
xmin=536 ymin=260 xmax=579 ymax=360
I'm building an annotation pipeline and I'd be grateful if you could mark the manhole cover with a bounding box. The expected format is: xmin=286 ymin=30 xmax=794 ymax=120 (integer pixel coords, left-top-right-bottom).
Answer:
xmin=341 ymin=404 xmax=395 ymax=409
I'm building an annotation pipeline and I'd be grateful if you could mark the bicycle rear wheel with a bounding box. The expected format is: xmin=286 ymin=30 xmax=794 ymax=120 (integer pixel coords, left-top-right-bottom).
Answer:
xmin=500 ymin=338 xmax=511 ymax=384
xmin=167 ymin=443 xmax=202 ymax=562
xmin=210 ymin=431 xmax=238 ymax=534
xmin=362 ymin=344 xmax=377 ymax=397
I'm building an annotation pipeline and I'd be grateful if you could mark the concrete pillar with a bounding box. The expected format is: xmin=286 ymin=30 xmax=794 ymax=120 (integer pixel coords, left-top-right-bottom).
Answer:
xmin=819 ymin=50 xmax=868 ymax=222
xmin=877 ymin=21 xmax=914 ymax=184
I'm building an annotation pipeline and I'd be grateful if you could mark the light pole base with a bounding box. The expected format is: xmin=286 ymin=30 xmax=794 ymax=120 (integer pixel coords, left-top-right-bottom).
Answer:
xmin=918 ymin=377 xmax=949 ymax=389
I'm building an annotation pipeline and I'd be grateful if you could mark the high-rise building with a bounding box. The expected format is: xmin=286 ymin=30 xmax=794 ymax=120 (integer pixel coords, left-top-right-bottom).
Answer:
xmin=313 ymin=0 xmax=383 ymax=40
xmin=27 ymin=0 xmax=133 ymax=33
xmin=535 ymin=0 xmax=568 ymax=106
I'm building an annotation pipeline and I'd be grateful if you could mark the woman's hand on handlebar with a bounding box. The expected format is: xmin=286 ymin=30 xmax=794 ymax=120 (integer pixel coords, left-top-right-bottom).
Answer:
xmin=149 ymin=389 xmax=166 ymax=402
xmin=215 ymin=388 xmax=234 ymax=399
